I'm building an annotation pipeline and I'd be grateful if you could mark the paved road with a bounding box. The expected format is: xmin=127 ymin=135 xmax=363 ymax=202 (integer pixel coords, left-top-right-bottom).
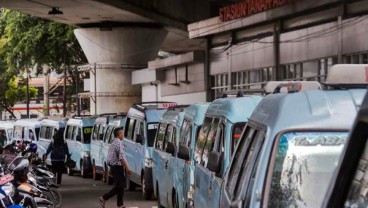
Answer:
xmin=58 ymin=174 xmax=157 ymax=208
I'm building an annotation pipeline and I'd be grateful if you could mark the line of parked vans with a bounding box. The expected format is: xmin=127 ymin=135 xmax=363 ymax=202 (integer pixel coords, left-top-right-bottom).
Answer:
xmin=0 ymin=64 xmax=366 ymax=208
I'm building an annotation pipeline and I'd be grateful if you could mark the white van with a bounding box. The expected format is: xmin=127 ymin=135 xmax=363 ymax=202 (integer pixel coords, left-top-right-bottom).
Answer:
xmin=0 ymin=121 xmax=14 ymax=147
xmin=12 ymin=119 xmax=41 ymax=143
xmin=37 ymin=118 xmax=67 ymax=165
xmin=65 ymin=116 xmax=95 ymax=178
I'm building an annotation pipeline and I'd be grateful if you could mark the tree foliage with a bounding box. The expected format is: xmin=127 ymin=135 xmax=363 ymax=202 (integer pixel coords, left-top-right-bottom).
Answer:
xmin=0 ymin=9 xmax=86 ymax=72
xmin=0 ymin=9 xmax=87 ymax=118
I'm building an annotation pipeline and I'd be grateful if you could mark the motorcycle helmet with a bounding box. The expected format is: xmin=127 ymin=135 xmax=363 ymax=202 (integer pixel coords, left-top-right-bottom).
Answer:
xmin=26 ymin=143 xmax=37 ymax=153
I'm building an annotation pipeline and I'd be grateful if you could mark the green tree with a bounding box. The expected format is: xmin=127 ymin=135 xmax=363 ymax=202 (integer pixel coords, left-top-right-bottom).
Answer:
xmin=0 ymin=9 xmax=87 ymax=117
xmin=4 ymin=76 xmax=38 ymax=118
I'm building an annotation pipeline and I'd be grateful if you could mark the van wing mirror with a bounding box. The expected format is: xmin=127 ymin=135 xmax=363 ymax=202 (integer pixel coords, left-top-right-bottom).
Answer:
xmin=136 ymin=134 xmax=143 ymax=144
xmin=166 ymin=142 xmax=176 ymax=156
xmin=177 ymin=144 xmax=190 ymax=160
xmin=207 ymin=151 xmax=221 ymax=174
xmin=76 ymin=135 xmax=82 ymax=142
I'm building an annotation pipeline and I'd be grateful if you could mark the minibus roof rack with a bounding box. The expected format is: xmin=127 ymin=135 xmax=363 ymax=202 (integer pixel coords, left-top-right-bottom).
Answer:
xmin=72 ymin=115 xmax=92 ymax=119
xmin=324 ymin=64 xmax=368 ymax=89
xmin=132 ymin=101 xmax=177 ymax=111
xmin=265 ymin=81 xmax=322 ymax=94
xmin=167 ymin=105 xmax=190 ymax=112
xmin=219 ymin=89 xmax=266 ymax=98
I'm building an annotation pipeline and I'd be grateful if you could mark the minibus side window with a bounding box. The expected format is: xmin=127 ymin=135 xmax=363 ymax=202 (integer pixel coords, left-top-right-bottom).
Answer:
xmin=147 ymin=123 xmax=159 ymax=147
xmin=226 ymin=127 xmax=258 ymax=197
xmin=40 ymin=126 xmax=46 ymax=139
xmin=180 ymin=119 xmax=188 ymax=137
xmin=155 ymin=123 xmax=167 ymax=150
xmin=65 ymin=125 xmax=73 ymax=140
xmin=201 ymin=118 xmax=220 ymax=167
xmin=104 ymin=127 xmax=113 ymax=143
xmin=14 ymin=127 xmax=25 ymax=140
xmin=29 ymin=129 xmax=36 ymax=141
xmin=164 ymin=125 xmax=173 ymax=150
xmin=35 ymin=128 xmax=40 ymax=140
xmin=98 ymin=125 xmax=105 ymax=140
xmin=73 ymin=127 xmax=81 ymax=142
xmin=92 ymin=124 xmax=99 ymax=141
xmin=125 ymin=118 xmax=136 ymax=140
xmin=172 ymin=127 xmax=177 ymax=146
xmin=185 ymin=125 xmax=193 ymax=147
xmin=194 ymin=117 xmax=212 ymax=164
xmin=83 ymin=127 xmax=92 ymax=144
xmin=45 ymin=127 xmax=53 ymax=140
xmin=179 ymin=119 xmax=190 ymax=145
xmin=108 ymin=128 xmax=115 ymax=143
xmin=231 ymin=122 xmax=246 ymax=155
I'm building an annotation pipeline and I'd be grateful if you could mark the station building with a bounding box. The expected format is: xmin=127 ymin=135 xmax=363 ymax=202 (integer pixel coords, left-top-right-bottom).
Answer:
xmin=131 ymin=0 xmax=368 ymax=103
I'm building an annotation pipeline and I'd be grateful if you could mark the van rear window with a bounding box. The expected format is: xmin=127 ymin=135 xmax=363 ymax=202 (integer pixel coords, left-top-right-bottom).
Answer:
xmin=83 ymin=127 xmax=92 ymax=144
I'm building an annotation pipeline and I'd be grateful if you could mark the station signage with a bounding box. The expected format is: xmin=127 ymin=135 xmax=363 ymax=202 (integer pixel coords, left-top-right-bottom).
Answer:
xmin=219 ymin=0 xmax=296 ymax=22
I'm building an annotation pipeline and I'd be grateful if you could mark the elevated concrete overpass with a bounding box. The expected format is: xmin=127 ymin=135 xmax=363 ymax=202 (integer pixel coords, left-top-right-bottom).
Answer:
xmin=0 ymin=0 xmax=233 ymax=113
xmin=0 ymin=0 xmax=232 ymax=53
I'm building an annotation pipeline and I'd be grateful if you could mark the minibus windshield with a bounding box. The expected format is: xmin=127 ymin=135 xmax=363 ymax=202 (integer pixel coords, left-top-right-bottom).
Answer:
xmin=268 ymin=131 xmax=348 ymax=208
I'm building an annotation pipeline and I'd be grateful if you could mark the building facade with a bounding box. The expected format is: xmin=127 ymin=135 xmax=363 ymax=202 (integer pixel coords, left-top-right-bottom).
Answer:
xmin=186 ymin=0 xmax=368 ymax=99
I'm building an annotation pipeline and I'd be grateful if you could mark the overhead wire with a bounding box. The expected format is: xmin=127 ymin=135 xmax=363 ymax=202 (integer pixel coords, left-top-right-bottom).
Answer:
xmin=220 ymin=16 xmax=368 ymax=57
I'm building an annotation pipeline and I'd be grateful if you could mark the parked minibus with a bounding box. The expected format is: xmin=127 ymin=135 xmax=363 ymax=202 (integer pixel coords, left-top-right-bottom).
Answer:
xmin=96 ymin=115 xmax=126 ymax=182
xmin=324 ymin=91 xmax=368 ymax=208
xmin=64 ymin=116 xmax=95 ymax=178
xmin=90 ymin=113 xmax=125 ymax=181
xmin=220 ymin=65 xmax=367 ymax=208
xmin=12 ymin=119 xmax=41 ymax=143
xmin=123 ymin=101 xmax=176 ymax=200
xmin=321 ymin=64 xmax=368 ymax=208
xmin=37 ymin=118 xmax=66 ymax=165
xmin=152 ymin=105 xmax=188 ymax=207
xmin=170 ymin=103 xmax=210 ymax=208
xmin=0 ymin=120 xmax=14 ymax=147
xmin=193 ymin=94 xmax=263 ymax=208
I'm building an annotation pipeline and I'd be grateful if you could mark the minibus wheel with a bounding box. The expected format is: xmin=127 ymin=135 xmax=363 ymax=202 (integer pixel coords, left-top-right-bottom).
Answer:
xmin=67 ymin=166 xmax=74 ymax=176
xmin=92 ymin=161 xmax=101 ymax=180
xmin=142 ymin=174 xmax=153 ymax=200
xmin=126 ymin=175 xmax=136 ymax=191
xmin=80 ymin=160 xmax=88 ymax=178
xmin=172 ymin=190 xmax=179 ymax=208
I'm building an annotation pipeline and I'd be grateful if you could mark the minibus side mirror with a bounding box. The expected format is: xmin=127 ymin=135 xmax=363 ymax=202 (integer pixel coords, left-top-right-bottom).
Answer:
xmin=207 ymin=151 xmax=221 ymax=173
xmin=136 ymin=134 xmax=143 ymax=144
xmin=76 ymin=135 xmax=82 ymax=142
xmin=177 ymin=144 xmax=190 ymax=161
xmin=166 ymin=142 xmax=176 ymax=156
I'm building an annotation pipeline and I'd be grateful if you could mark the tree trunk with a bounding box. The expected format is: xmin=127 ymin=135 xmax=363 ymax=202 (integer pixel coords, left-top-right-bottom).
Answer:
xmin=1 ymin=103 xmax=16 ymax=119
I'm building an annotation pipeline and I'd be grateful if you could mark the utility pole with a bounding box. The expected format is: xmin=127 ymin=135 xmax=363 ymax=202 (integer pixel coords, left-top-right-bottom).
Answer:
xmin=25 ymin=69 xmax=29 ymax=118
xmin=76 ymin=68 xmax=81 ymax=116
xmin=63 ymin=66 xmax=67 ymax=117
xmin=43 ymin=66 xmax=50 ymax=116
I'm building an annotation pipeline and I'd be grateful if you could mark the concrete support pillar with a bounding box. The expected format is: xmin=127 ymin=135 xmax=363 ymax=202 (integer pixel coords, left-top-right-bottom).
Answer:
xmin=74 ymin=27 xmax=168 ymax=114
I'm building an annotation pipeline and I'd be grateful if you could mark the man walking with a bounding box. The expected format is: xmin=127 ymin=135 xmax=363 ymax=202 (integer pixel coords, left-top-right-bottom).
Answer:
xmin=99 ymin=128 xmax=131 ymax=208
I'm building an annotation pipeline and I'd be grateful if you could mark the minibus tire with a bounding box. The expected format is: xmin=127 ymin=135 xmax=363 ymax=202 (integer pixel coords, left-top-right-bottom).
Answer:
xmin=80 ymin=160 xmax=88 ymax=178
xmin=142 ymin=175 xmax=153 ymax=200
xmin=172 ymin=191 xmax=179 ymax=208
xmin=126 ymin=176 xmax=136 ymax=191
xmin=92 ymin=161 xmax=101 ymax=180
xmin=67 ymin=166 xmax=74 ymax=176
xmin=157 ymin=184 xmax=163 ymax=208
